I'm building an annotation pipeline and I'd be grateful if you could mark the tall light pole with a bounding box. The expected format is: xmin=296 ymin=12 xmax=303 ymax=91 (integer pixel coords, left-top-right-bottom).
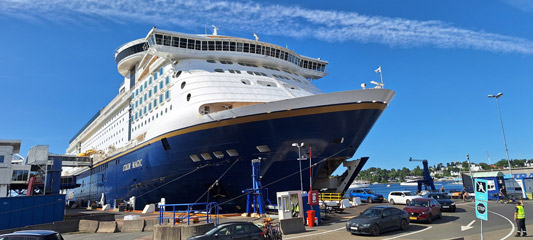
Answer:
xmin=488 ymin=92 xmax=513 ymax=177
xmin=292 ymin=142 xmax=305 ymax=192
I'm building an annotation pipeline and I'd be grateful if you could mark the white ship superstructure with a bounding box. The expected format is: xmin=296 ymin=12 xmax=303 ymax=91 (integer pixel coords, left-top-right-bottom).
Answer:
xmin=67 ymin=28 xmax=329 ymax=160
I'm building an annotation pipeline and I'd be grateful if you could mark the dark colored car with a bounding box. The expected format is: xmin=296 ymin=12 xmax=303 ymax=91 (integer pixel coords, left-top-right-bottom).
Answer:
xmin=187 ymin=222 xmax=264 ymax=240
xmin=424 ymin=193 xmax=456 ymax=212
xmin=346 ymin=206 xmax=409 ymax=236
xmin=0 ymin=230 xmax=64 ymax=240
xmin=346 ymin=188 xmax=384 ymax=203
xmin=403 ymin=198 xmax=442 ymax=223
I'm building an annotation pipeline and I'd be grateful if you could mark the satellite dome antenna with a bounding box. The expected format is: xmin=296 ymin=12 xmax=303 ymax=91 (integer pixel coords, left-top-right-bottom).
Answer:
xmin=212 ymin=25 xmax=219 ymax=36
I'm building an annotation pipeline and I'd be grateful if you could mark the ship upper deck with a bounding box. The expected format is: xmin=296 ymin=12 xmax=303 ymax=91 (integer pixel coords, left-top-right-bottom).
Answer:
xmin=115 ymin=28 xmax=328 ymax=79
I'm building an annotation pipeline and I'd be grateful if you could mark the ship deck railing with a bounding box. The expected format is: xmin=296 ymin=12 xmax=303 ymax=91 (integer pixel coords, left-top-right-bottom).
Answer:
xmin=158 ymin=202 xmax=219 ymax=226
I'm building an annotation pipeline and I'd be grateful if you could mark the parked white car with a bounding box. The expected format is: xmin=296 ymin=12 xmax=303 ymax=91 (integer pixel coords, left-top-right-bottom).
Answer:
xmin=388 ymin=191 xmax=422 ymax=205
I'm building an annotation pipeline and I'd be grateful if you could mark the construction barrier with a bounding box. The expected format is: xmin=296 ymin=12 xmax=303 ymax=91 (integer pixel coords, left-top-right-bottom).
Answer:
xmin=181 ymin=223 xmax=214 ymax=239
xmin=280 ymin=217 xmax=305 ymax=235
xmin=121 ymin=219 xmax=145 ymax=232
xmin=146 ymin=219 xmax=168 ymax=232
xmin=78 ymin=220 xmax=99 ymax=233
xmin=154 ymin=224 xmax=181 ymax=240
xmin=96 ymin=221 xmax=118 ymax=233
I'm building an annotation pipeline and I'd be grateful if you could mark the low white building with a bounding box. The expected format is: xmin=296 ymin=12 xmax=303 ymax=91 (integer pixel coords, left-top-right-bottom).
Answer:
xmin=0 ymin=140 xmax=21 ymax=197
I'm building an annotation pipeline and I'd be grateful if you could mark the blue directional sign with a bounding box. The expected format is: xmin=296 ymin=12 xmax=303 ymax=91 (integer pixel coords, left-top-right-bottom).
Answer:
xmin=475 ymin=179 xmax=488 ymax=202
xmin=475 ymin=200 xmax=488 ymax=221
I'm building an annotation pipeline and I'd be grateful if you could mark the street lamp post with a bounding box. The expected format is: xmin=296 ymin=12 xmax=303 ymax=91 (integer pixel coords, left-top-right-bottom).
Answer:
xmin=292 ymin=142 xmax=305 ymax=192
xmin=488 ymin=92 xmax=513 ymax=177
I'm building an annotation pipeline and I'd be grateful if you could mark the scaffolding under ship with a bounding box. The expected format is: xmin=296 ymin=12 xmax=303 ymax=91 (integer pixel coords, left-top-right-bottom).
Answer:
xmin=65 ymin=27 xmax=395 ymax=211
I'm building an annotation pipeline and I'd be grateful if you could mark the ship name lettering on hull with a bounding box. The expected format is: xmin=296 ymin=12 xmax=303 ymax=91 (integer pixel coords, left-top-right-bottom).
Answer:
xmin=123 ymin=159 xmax=143 ymax=171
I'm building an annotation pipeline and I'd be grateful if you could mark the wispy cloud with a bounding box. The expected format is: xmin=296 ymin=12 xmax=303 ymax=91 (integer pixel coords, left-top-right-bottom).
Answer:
xmin=501 ymin=0 xmax=533 ymax=12
xmin=2 ymin=0 xmax=533 ymax=54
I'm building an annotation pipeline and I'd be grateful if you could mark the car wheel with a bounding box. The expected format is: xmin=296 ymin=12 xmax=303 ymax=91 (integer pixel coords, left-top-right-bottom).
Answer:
xmin=427 ymin=214 xmax=433 ymax=224
xmin=452 ymin=206 xmax=456 ymax=212
xmin=370 ymin=224 xmax=380 ymax=236
xmin=368 ymin=197 xmax=373 ymax=203
xmin=401 ymin=219 xmax=409 ymax=230
xmin=390 ymin=199 xmax=395 ymax=205
xmin=438 ymin=212 xmax=442 ymax=219
xmin=405 ymin=199 xmax=410 ymax=205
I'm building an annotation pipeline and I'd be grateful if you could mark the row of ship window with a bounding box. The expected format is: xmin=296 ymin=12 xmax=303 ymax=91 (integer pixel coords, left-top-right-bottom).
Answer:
xmin=147 ymin=34 xmax=326 ymax=72
xmin=88 ymin=112 xmax=128 ymax=150
xmin=206 ymin=60 xmax=301 ymax=77
xmin=131 ymin=67 xmax=169 ymax=100
xmin=132 ymin=91 xmax=171 ymax=122
xmin=213 ymin=68 xmax=308 ymax=86
xmin=132 ymin=105 xmax=172 ymax=132
xmin=207 ymin=60 xmax=308 ymax=84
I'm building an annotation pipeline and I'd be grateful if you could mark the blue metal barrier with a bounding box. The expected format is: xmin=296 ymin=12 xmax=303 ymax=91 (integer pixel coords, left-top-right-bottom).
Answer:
xmin=158 ymin=202 xmax=219 ymax=226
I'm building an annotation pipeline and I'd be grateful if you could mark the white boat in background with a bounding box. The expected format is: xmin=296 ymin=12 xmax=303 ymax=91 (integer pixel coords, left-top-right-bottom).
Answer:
xmin=348 ymin=180 xmax=370 ymax=189
xmin=400 ymin=177 xmax=422 ymax=186
xmin=450 ymin=178 xmax=463 ymax=185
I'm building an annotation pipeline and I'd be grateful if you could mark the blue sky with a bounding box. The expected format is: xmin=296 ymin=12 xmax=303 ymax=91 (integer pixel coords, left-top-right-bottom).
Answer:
xmin=0 ymin=0 xmax=532 ymax=170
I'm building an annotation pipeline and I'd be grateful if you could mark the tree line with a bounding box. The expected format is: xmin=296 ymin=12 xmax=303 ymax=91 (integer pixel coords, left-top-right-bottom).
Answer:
xmin=354 ymin=158 xmax=533 ymax=184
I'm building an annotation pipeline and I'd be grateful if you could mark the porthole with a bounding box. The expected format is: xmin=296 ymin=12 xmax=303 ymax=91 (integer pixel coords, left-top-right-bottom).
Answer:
xmin=170 ymin=105 xmax=173 ymax=111
xmin=241 ymin=79 xmax=251 ymax=85
xmin=181 ymin=81 xmax=186 ymax=89
xmin=214 ymin=69 xmax=224 ymax=73
xmin=187 ymin=93 xmax=191 ymax=102
xmin=173 ymin=71 xmax=182 ymax=78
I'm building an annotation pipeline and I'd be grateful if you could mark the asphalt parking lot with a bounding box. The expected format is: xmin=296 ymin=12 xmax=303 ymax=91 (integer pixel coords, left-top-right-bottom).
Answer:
xmin=62 ymin=200 xmax=532 ymax=240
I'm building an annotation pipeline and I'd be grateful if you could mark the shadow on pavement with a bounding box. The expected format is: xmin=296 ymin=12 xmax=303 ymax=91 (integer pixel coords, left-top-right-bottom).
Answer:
xmin=378 ymin=224 xmax=429 ymax=237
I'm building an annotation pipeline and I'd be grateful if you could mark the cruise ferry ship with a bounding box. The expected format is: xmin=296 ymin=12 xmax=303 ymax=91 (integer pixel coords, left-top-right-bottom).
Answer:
xmin=66 ymin=27 xmax=395 ymax=211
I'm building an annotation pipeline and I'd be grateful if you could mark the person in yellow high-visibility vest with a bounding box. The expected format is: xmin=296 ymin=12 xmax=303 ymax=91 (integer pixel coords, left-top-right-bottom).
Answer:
xmin=515 ymin=200 xmax=527 ymax=237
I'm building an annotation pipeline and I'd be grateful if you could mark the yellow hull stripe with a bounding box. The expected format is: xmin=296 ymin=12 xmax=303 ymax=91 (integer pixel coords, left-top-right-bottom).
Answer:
xmin=78 ymin=102 xmax=386 ymax=174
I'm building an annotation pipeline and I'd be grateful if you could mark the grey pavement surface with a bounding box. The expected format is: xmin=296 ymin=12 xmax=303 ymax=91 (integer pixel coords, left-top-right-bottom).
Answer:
xmin=61 ymin=199 xmax=532 ymax=240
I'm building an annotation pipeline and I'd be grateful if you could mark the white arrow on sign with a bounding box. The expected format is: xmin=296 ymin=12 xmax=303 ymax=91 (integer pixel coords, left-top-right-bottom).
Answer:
xmin=461 ymin=220 xmax=476 ymax=231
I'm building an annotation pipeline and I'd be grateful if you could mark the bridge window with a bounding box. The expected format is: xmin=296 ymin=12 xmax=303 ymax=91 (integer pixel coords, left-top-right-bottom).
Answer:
xmin=172 ymin=37 xmax=179 ymax=47
xmin=187 ymin=39 xmax=194 ymax=49
xmin=195 ymin=40 xmax=201 ymax=50
xmin=163 ymin=35 xmax=171 ymax=46
xmin=223 ymin=41 xmax=229 ymax=51
xmin=155 ymin=34 xmax=162 ymax=45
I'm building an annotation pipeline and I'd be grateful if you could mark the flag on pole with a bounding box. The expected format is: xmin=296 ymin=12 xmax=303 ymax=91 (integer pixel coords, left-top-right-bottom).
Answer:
xmin=374 ymin=66 xmax=381 ymax=73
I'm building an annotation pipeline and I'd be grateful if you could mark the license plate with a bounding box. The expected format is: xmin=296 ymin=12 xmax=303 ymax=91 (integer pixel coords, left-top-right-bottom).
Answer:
xmin=409 ymin=216 xmax=417 ymax=220
xmin=350 ymin=226 xmax=358 ymax=230
xmin=443 ymin=206 xmax=449 ymax=208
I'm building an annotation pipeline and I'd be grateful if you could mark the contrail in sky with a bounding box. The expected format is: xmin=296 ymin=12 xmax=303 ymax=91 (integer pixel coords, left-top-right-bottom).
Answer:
xmin=1 ymin=0 xmax=533 ymax=54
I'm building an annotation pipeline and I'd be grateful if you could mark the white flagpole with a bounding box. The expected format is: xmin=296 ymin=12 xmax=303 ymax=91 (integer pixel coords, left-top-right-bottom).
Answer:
xmin=379 ymin=66 xmax=383 ymax=86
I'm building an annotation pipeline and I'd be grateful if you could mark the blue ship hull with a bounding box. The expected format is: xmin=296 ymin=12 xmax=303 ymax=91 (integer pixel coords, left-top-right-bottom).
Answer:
xmin=69 ymin=102 xmax=386 ymax=211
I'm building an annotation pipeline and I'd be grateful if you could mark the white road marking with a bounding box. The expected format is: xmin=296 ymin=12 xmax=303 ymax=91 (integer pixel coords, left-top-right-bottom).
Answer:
xmin=491 ymin=210 xmax=515 ymax=240
xmin=283 ymin=227 xmax=345 ymax=239
xmin=461 ymin=220 xmax=476 ymax=231
xmin=381 ymin=226 xmax=432 ymax=240
xmin=463 ymin=203 xmax=515 ymax=240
